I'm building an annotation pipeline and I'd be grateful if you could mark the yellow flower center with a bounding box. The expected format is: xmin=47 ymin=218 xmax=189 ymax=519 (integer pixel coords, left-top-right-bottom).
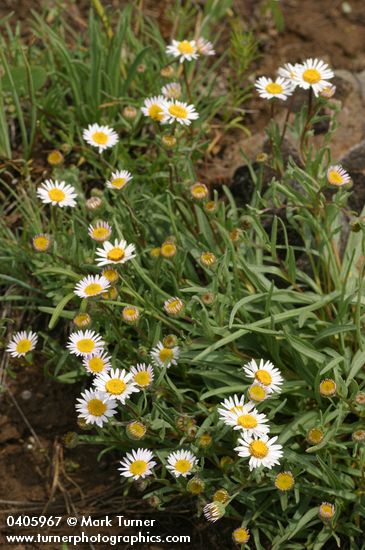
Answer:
xmin=255 ymin=369 xmax=272 ymax=386
xmin=161 ymin=243 xmax=176 ymax=257
xmin=249 ymin=440 xmax=269 ymax=459
xmin=88 ymin=357 xmax=105 ymax=373
xmin=237 ymin=414 xmax=258 ymax=429
xmin=92 ymin=227 xmax=110 ymax=239
xmin=47 ymin=150 xmax=63 ymax=165
xmin=148 ymin=104 xmax=164 ymax=121
xmin=205 ymin=201 xmax=216 ymax=211
xmin=320 ymin=503 xmax=334 ymax=518
xmin=308 ymin=428 xmax=323 ymax=444
xmin=74 ymin=313 xmax=91 ymax=327
xmin=162 ymin=135 xmax=176 ymax=147
xmin=275 ymin=472 xmax=294 ymax=491
xmin=103 ymin=269 xmax=118 ymax=282
xmin=233 ymin=528 xmax=250 ymax=544
xmin=248 ymin=385 xmax=266 ymax=402
xmin=320 ymin=379 xmax=336 ymax=395
xmin=33 ymin=236 xmax=49 ymax=251
xmin=159 ymin=348 xmax=173 ymax=362
xmin=265 ymin=82 xmax=283 ymax=95
xmin=134 ymin=371 xmax=151 ymax=387
xmin=87 ymin=398 xmax=107 ymax=416
xmin=16 ymin=339 xmax=32 ymax=354
xmin=76 ymin=338 xmax=95 ymax=354
xmin=177 ymin=40 xmax=195 ymax=55
xmin=107 ymin=247 xmax=125 ymax=262
xmin=174 ymin=459 xmax=192 ymax=474
xmin=327 ymin=170 xmax=344 ymax=185
xmin=111 ymin=177 xmax=126 ymax=189
xmin=84 ymin=283 xmax=103 ymax=296
xmin=129 ymin=460 xmax=148 ymax=476
xmin=303 ymin=68 xmax=321 ymax=84
xmin=187 ymin=479 xmax=204 ymax=494
xmin=105 ymin=378 xmax=127 ymax=395
xmin=123 ymin=307 xmax=138 ymax=319
xmin=201 ymin=252 xmax=215 ymax=265
xmin=167 ymin=299 xmax=179 ymax=310
xmin=128 ymin=422 xmax=146 ymax=438
xmin=199 ymin=434 xmax=212 ymax=447
xmin=92 ymin=131 xmax=108 ymax=145
xmin=168 ymin=104 xmax=188 ymax=119
xmin=192 ymin=185 xmax=206 ymax=197
xmin=213 ymin=489 xmax=229 ymax=503
xmin=48 ymin=188 xmax=66 ymax=202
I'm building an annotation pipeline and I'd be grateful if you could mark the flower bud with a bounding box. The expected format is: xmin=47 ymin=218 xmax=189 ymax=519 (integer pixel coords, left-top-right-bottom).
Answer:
xmin=203 ymin=501 xmax=225 ymax=523
xmin=187 ymin=476 xmax=205 ymax=495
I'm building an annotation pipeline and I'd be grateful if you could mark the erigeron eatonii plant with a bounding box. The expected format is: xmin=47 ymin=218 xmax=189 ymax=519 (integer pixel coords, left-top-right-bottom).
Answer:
xmin=2 ymin=9 xmax=365 ymax=548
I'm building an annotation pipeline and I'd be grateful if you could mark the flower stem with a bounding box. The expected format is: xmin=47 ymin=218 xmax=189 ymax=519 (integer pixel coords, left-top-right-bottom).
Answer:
xmin=183 ymin=63 xmax=192 ymax=103
xmin=280 ymin=91 xmax=296 ymax=145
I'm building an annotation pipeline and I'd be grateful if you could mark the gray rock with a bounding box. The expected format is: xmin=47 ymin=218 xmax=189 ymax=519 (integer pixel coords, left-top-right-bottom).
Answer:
xmin=340 ymin=140 xmax=365 ymax=172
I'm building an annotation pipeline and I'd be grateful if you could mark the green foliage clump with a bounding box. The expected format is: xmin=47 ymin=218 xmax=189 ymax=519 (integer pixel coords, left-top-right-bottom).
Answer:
xmin=1 ymin=4 xmax=365 ymax=549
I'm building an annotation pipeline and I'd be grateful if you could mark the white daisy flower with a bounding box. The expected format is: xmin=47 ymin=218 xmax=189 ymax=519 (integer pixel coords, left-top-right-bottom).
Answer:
xmin=151 ymin=341 xmax=179 ymax=368
xmin=166 ymin=39 xmax=198 ymax=62
xmin=162 ymin=100 xmax=199 ymax=126
xmin=293 ymin=58 xmax=334 ymax=96
xmin=67 ymin=330 xmax=105 ymax=357
xmin=327 ymin=165 xmax=351 ymax=186
xmin=243 ymin=359 xmax=283 ymax=394
xmin=166 ymin=449 xmax=198 ymax=477
xmin=235 ymin=434 xmax=283 ymax=470
xmin=6 ymin=330 xmax=38 ymax=357
xmin=217 ymin=394 xmax=246 ymax=416
xmin=83 ymin=123 xmax=119 ymax=153
xmin=255 ymin=77 xmax=293 ymax=100
xmin=130 ymin=363 xmax=154 ymax=388
xmin=88 ymin=221 xmax=112 ymax=242
xmin=220 ymin=407 xmax=269 ymax=437
xmin=163 ymin=296 xmax=185 ymax=316
xmin=76 ymin=388 xmax=117 ymax=428
xmin=95 ymin=239 xmax=136 ymax=267
xmin=118 ymin=448 xmax=156 ymax=480
xmin=196 ymin=37 xmax=215 ymax=56
xmin=141 ymin=95 xmax=167 ymax=122
xmin=277 ymin=62 xmax=301 ymax=89
xmin=106 ymin=170 xmax=133 ymax=190
xmin=93 ymin=368 xmax=139 ymax=403
xmin=74 ymin=274 xmax=110 ymax=299
xmin=37 ymin=179 xmax=77 ymax=208
xmin=161 ymin=82 xmax=182 ymax=100
xmin=82 ymin=350 xmax=112 ymax=375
